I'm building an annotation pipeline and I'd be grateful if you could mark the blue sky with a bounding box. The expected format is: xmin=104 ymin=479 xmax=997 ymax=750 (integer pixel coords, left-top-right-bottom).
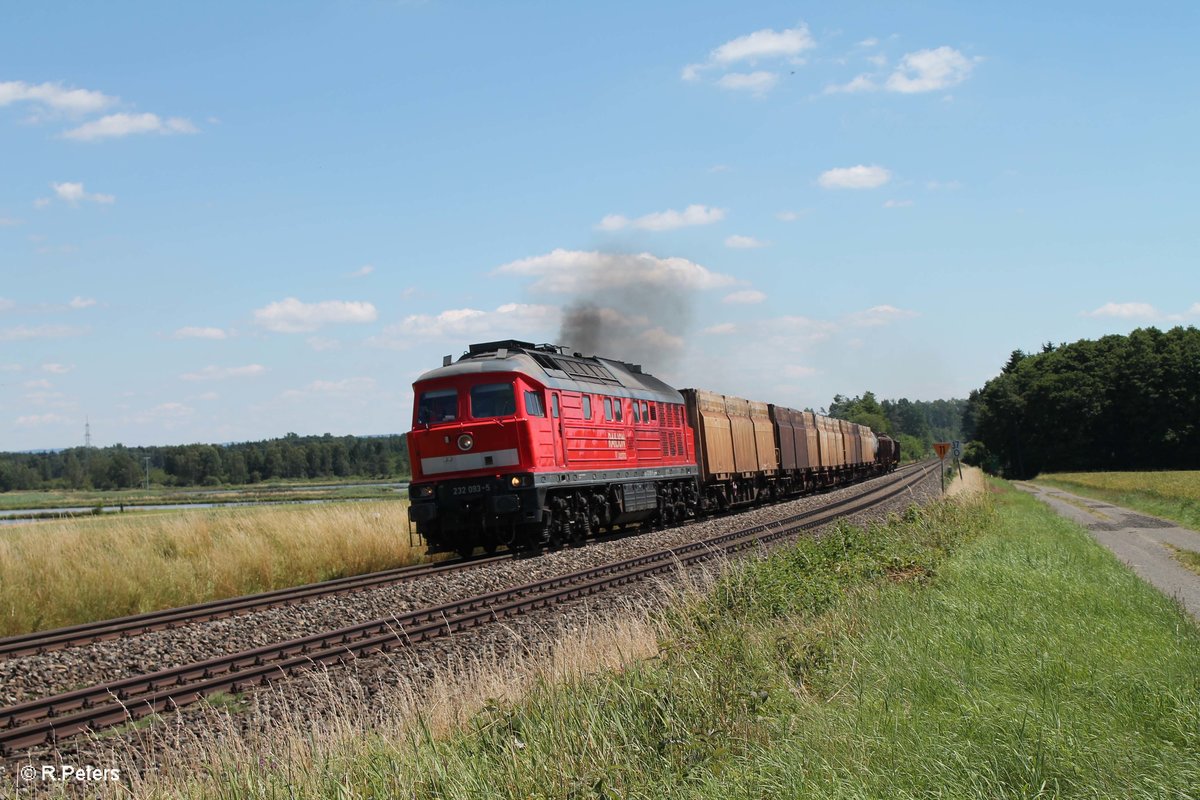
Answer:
xmin=2 ymin=1 xmax=1197 ymax=450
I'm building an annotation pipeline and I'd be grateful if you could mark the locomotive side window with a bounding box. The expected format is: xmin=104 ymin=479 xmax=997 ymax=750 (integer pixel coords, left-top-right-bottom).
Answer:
xmin=649 ymin=403 xmax=657 ymax=422
xmin=582 ymin=395 xmax=592 ymax=420
xmin=417 ymin=389 xmax=458 ymax=423
xmin=641 ymin=401 xmax=649 ymax=421
xmin=470 ymin=383 xmax=516 ymax=418
xmin=632 ymin=401 xmax=641 ymax=422
xmin=524 ymin=391 xmax=545 ymax=417
xmin=614 ymin=399 xmax=623 ymax=422
xmin=604 ymin=397 xmax=613 ymax=421
xmin=551 ymin=394 xmax=560 ymax=418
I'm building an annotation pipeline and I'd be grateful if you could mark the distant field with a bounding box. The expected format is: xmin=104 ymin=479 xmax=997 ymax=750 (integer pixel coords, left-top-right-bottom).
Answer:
xmin=0 ymin=499 xmax=419 ymax=637
xmin=0 ymin=477 xmax=408 ymax=513
xmin=1035 ymin=470 xmax=1200 ymax=531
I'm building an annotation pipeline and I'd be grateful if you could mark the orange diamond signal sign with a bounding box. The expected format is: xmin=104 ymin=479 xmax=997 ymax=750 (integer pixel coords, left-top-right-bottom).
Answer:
xmin=933 ymin=442 xmax=951 ymax=460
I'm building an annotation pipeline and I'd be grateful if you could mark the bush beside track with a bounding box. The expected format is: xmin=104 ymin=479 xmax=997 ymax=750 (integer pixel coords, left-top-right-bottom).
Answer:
xmin=116 ymin=480 xmax=1200 ymax=799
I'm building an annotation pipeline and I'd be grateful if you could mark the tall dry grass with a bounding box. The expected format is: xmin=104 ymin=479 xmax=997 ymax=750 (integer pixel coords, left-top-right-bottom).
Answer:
xmin=0 ymin=501 xmax=419 ymax=637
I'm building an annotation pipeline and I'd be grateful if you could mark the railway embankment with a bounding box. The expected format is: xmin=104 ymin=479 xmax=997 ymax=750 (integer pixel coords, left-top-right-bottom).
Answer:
xmin=15 ymin=475 xmax=1195 ymax=798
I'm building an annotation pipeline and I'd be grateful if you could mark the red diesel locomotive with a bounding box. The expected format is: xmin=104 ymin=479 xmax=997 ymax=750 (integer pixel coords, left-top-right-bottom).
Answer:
xmin=407 ymin=340 xmax=898 ymax=554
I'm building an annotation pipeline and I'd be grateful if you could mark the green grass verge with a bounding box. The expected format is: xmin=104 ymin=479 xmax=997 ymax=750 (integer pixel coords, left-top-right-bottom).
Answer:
xmin=1035 ymin=471 xmax=1200 ymax=533
xmin=157 ymin=487 xmax=1200 ymax=799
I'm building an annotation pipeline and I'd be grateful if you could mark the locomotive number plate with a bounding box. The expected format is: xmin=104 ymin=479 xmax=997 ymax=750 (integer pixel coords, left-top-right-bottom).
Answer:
xmin=450 ymin=484 xmax=492 ymax=496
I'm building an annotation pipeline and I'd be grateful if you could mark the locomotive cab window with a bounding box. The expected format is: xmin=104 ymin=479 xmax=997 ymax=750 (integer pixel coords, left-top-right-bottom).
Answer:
xmin=551 ymin=394 xmax=560 ymax=418
xmin=470 ymin=383 xmax=516 ymax=418
xmin=582 ymin=395 xmax=592 ymax=420
xmin=524 ymin=391 xmax=545 ymax=417
xmin=417 ymin=388 xmax=458 ymax=424
xmin=614 ymin=399 xmax=623 ymax=422
xmin=632 ymin=401 xmax=640 ymax=422
xmin=604 ymin=397 xmax=613 ymax=421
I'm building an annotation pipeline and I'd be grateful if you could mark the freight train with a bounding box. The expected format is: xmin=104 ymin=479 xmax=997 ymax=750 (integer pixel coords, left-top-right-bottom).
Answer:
xmin=407 ymin=340 xmax=899 ymax=554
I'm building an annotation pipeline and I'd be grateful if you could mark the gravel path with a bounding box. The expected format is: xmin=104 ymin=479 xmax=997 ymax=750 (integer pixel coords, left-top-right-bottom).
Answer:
xmin=4 ymin=466 xmax=939 ymax=789
xmin=1016 ymin=482 xmax=1200 ymax=621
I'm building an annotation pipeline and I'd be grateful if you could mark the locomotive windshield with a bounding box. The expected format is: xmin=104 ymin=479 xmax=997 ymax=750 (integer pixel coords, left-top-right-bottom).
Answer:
xmin=417 ymin=388 xmax=458 ymax=424
xmin=470 ymin=382 xmax=516 ymax=418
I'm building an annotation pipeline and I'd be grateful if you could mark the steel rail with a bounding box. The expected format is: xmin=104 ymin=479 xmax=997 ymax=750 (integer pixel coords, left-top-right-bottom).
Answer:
xmin=0 ymin=462 xmax=931 ymax=755
xmin=0 ymin=464 xmax=920 ymax=660
xmin=0 ymin=553 xmax=508 ymax=660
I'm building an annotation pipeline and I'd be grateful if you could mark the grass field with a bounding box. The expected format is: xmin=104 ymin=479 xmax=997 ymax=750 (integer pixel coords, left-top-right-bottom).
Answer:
xmin=108 ymin=479 xmax=1200 ymax=799
xmin=0 ymin=478 xmax=408 ymax=513
xmin=1035 ymin=470 xmax=1200 ymax=531
xmin=0 ymin=500 xmax=419 ymax=637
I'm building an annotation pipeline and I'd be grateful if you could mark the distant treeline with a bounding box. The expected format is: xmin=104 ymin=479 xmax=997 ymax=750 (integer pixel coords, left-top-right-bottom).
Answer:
xmin=827 ymin=392 xmax=967 ymax=461
xmin=0 ymin=433 xmax=411 ymax=492
xmin=965 ymin=326 xmax=1200 ymax=478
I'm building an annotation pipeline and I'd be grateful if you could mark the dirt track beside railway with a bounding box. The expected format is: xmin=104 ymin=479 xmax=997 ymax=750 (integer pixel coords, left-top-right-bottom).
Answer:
xmin=1016 ymin=482 xmax=1200 ymax=621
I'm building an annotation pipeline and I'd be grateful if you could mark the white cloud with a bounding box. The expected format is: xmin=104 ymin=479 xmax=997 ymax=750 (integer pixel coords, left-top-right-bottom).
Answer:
xmin=818 ymin=165 xmax=891 ymax=189
xmin=783 ymin=365 xmax=817 ymax=378
xmin=51 ymin=182 xmax=115 ymax=205
xmin=22 ymin=379 xmax=52 ymax=389
xmin=724 ymin=235 xmax=767 ymax=249
xmin=0 ymin=217 xmax=22 ymax=227
xmin=0 ymin=81 xmax=116 ymax=115
xmin=370 ymin=303 xmax=559 ymax=350
xmin=846 ymin=305 xmax=920 ymax=327
xmin=716 ymin=71 xmax=779 ymax=96
xmin=927 ymin=179 xmax=963 ymax=191
xmin=1188 ymin=303 xmax=1200 ymax=316
xmin=763 ymin=315 xmax=839 ymax=343
xmin=253 ymin=298 xmax=378 ymax=333
xmin=68 ymin=296 xmax=96 ymax=308
xmin=597 ymin=204 xmax=725 ymax=232
xmin=283 ymin=377 xmax=377 ymax=398
xmin=173 ymin=326 xmax=228 ymax=340
xmin=1083 ymin=302 xmax=1159 ymax=319
xmin=885 ymin=47 xmax=978 ymax=93
xmin=306 ymin=336 xmax=341 ymax=352
xmin=858 ymin=38 xmax=880 ymax=48
xmin=0 ymin=297 xmax=13 ymax=312
xmin=61 ymin=112 xmax=198 ymax=141
xmin=883 ymin=199 xmax=913 ymax=208
xmin=0 ymin=324 xmax=86 ymax=341
xmin=350 ymin=264 xmax=374 ymax=278
xmin=33 ymin=198 xmax=51 ymax=209
xmin=15 ymin=413 xmax=68 ymax=427
xmin=708 ymin=164 xmax=731 ymax=173
xmin=775 ymin=209 xmax=809 ymax=222
xmin=496 ymin=249 xmax=735 ymax=294
xmin=710 ymin=25 xmax=815 ymax=65
xmin=41 ymin=363 xmax=73 ymax=374
xmin=180 ymin=364 xmax=267 ymax=381
xmin=704 ymin=323 xmax=737 ymax=335
xmin=723 ymin=289 xmax=767 ymax=304
xmin=683 ymin=26 xmax=814 ymax=97
xmin=132 ymin=402 xmax=194 ymax=426
xmin=824 ymin=75 xmax=877 ymax=94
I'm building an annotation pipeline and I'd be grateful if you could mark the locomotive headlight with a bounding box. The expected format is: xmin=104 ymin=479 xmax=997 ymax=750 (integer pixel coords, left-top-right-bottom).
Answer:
xmin=511 ymin=476 xmax=522 ymax=487
xmin=457 ymin=434 xmax=474 ymax=451
xmin=410 ymin=484 xmax=435 ymax=499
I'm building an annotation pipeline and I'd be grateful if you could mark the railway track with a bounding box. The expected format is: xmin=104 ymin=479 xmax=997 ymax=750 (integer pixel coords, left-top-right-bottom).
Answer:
xmin=0 ymin=461 xmax=932 ymax=756
xmin=0 ymin=552 xmax=509 ymax=660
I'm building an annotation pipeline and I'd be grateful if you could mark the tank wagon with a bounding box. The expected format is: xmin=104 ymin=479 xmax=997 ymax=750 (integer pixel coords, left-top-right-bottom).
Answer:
xmin=407 ymin=340 xmax=897 ymax=554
